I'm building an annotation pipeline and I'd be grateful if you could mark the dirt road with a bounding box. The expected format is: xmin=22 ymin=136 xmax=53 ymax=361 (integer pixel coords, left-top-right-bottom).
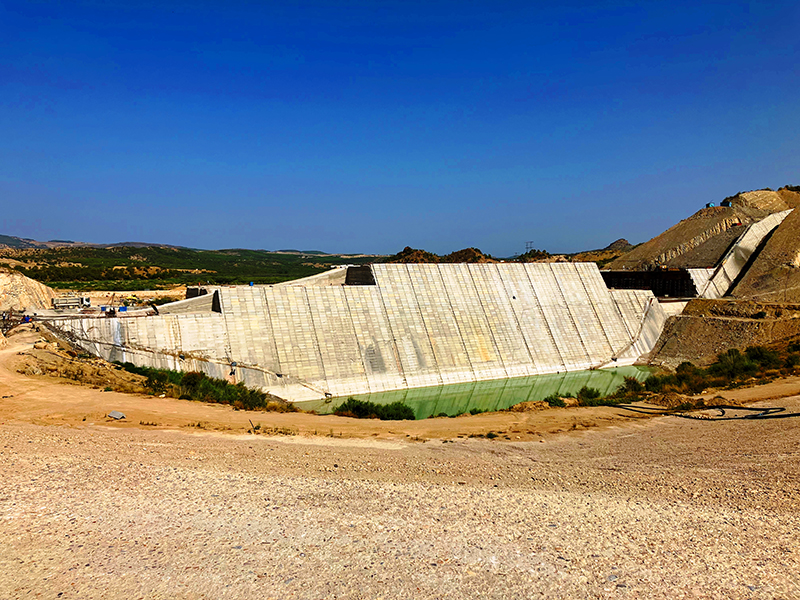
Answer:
xmin=1 ymin=329 xmax=799 ymax=598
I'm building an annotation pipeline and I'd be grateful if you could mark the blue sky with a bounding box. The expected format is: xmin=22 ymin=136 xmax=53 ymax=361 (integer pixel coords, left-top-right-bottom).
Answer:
xmin=1 ymin=1 xmax=798 ymax=255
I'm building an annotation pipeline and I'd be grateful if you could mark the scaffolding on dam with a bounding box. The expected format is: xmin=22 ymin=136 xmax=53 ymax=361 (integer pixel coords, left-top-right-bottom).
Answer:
xmin=47 ymin=263 xmax=667 ymax=402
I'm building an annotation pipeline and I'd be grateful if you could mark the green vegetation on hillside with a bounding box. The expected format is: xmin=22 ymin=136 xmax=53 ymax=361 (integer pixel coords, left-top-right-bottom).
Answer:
xmin=0 ymin=246 xmax=376 ymax=290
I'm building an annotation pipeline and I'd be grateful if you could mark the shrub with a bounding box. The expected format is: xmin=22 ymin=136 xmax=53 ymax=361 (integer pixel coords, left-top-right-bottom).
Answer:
xmin=708 ymin=349 xmax=757 ymax=379
xmin=616 ymin=376 xmax=644 ymax=395
xmin=785 ymin=353 xmax=800 ymax=369
xmin=675 ymin=362 xmax=708 ymax=394
xmin=543 ymin=393 xmax=566 ymax=408
xmin=333 ymin=398 xmax=415 ymax=420
xmin=144 ymin=371 xmax=169 ymax=394
xmin=577 ymin=386 xmax=601 ymax=402
xmin=745 ymin=346 xmax=781 ymax=369
xmin=645 ymin=375 xmax=667 ymax=393
xmin=114 ymin=362 xmax=296 ymax=412
xmin=577 ymin=386 xmax=622 ymax=406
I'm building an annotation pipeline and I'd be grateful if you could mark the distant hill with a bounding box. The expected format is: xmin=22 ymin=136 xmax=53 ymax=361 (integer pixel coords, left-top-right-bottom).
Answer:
xmin=0 ymin=235 xmax=41 ymax=249
xmin=0 ymin=235 xmax=186 ymax=250
xmin=384 ymin=246 xmax=498 ymax=263
xmin=568 ymin=239 xmax=635 ymax=267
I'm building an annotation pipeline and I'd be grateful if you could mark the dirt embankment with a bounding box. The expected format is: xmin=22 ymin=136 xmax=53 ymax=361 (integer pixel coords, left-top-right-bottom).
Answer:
xmin=648 ymin=298 xmax=800 ymax=368
xmin=606 ymin=207 xmax=752 ymax=270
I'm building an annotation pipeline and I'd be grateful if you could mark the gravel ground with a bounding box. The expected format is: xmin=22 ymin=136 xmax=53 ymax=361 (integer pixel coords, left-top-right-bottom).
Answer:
xmin=1 ymin=400 xmax=799 ymax=599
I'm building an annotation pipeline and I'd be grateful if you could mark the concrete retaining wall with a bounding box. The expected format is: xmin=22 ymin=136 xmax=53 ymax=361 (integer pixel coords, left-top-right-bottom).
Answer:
xmin=698 ymin=210 xmax=792 ymax=298
xmin=48 ymin=263 xmax=665 ymax=401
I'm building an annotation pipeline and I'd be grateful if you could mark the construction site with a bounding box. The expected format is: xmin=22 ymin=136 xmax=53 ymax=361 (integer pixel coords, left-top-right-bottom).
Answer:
xmin=0 ymin=186 xmax=796 ymax=407
xmin=2 ymin=187 xmax=800 ymax=600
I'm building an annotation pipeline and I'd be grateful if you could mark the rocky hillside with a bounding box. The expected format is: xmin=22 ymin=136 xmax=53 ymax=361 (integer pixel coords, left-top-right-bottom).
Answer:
xmin=0 ymin=269 xmax=57 ymax=311
xmin=606 ymin=187 xmax=800 ymax=271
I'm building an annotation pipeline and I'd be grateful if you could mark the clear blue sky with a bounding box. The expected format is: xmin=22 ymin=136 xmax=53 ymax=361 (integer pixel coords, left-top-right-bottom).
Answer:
xmin=2 ymin=1 xmax=798 ymax=256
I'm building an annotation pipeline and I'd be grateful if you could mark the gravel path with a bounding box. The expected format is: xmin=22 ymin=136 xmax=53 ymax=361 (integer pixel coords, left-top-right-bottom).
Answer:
xmin=1 ymin=399 xmax=799 ymax=599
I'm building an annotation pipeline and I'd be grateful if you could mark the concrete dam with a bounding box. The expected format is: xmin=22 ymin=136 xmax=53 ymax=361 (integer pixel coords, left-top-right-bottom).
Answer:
xmin=48 ymin=263 xmax=667 ymax=402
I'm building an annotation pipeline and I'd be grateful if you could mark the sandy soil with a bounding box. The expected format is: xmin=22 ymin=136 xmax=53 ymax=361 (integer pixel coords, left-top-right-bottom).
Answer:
xmin=1 ymin=328 xmax=799 ymax=598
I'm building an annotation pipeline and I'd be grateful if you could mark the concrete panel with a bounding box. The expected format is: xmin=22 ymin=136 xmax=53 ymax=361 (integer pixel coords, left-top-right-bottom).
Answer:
xmin=573 ymin=262 xmax=631 ymax=355
xmin=435 ymin=264 xmax=507 ymax=381
xmin=495 ymin=264 xmax=565 ymax=374
xmin=550 ymin=263 xmax=613 ymax=360
xmin=274 ymin=266 xmax=348 ymax=287
xmin=306 ymin=287 xmax=369 ymax=397
xmin=468 ymin=264 xmax=535 ymax=378
xmin=158 ymin=293 xmax=215 ymax=315
xmin=406 ymin=264 xmax=474 ymax=384
xmin=610 ymin=289 xmax=667 ymax=362
xmin=343 ymin=287 xmax=406 ymax=393
xmin=262 ymin=286 xmax=328 ymax=394
xmin=372 ymin=264 xmax=442 ymax=388
xmin=525 ymin=264 xmax=592 ymax=370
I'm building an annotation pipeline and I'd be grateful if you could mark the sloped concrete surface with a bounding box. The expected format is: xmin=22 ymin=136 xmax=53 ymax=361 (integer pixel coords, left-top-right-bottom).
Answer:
xmin=48 ymin=264 xmax=664 ymax=401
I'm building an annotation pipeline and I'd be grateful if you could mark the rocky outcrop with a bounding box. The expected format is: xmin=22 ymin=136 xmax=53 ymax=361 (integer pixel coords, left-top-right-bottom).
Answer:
xmin=0 ymin=269 xmax=56 ymax=311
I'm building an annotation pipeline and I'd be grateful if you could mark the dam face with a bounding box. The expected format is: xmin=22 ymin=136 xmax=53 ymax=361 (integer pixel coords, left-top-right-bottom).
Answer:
xmin=48 ymin=263 xmax=666 ymax=401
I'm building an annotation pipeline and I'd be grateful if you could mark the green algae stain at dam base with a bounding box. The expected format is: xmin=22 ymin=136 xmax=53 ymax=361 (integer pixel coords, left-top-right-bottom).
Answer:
xmin=297 ymin=366 xmax=652 ymax=419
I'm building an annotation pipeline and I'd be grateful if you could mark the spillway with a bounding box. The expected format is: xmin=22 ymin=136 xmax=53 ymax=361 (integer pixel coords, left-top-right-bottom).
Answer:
xmin=47 ymin=263 xmax=667 ymax=402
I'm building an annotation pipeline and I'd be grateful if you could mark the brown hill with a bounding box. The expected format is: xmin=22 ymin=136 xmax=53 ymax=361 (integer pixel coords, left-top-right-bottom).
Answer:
xmin=570 ymin=239 xmax=634 ymax=267
xmin=605 ymin=188 xmax=800 ymax=271
xmin=386 ymin=246 xmax=440 ymax=263
xmin=441 ymin=248 xmax=498 ymax=263
xmin=386 ymin=247 xmax=497 ymax=263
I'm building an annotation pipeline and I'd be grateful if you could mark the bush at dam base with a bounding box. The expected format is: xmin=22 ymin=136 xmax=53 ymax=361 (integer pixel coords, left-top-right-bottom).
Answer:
xmin=333 ymin=398 xmax=415 ymax=420
xmin=113 ymin=362 xmax=297 ymax=412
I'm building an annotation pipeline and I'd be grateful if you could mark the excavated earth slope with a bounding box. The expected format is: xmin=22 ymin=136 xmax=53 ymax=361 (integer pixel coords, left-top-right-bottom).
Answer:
xmin=648 ymin=298 xmax=800 ymax=368
xmin=606 ymin=206 xmax=759 ymax=270
xmin=0 ymin=268 xmax=56 ymax=311
xmin=607 ymin=188 xmax=800 ymax=271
